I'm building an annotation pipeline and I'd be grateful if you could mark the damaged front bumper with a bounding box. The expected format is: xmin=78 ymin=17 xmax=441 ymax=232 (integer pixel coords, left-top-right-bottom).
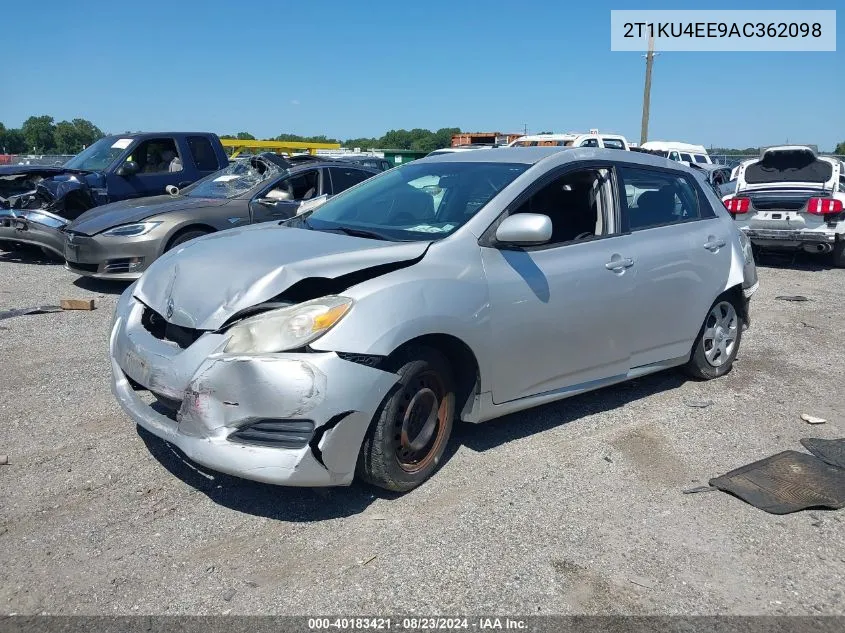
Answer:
xmin=0 ymin=208 xmax=68 ymax=256
xmin=109 ymin=292 xmax=398 ymax=486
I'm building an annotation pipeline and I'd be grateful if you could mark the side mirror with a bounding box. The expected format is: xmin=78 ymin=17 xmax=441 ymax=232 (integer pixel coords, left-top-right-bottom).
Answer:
xmin=495 ymin=213 xmax=552 ymax=246
xmin=116 ymin=161 xmax=139 ymax=177
xmin=296 ymin=194 xmax=328 ymax=215
xmin=257 ymin=190 xmax=293 ymax=205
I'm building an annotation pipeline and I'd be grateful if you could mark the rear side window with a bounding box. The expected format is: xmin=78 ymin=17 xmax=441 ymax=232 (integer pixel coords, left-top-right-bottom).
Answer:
xmin=188 ymin=136 xmax=219 ymax=171
xmin=580 ymin=138 xmax=599 ymax=147
xmin=329 ymin=167 xmax=372 ymax=194
xmin=679 ymin=153 xmax=693 ymax=162
xmin=745 ymin=151 xmax=833 ymax=184
xmin=693 ymin=154 xmax=708 ymax=163
xmin=620 ymin=167 xmax=700 ymax=231
xmin=603 ymin=138 xmax=625 ymax=150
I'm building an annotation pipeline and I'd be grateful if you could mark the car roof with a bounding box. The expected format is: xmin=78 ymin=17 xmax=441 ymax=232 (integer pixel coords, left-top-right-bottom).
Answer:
xmin=104 ymin=132 xmax=213 ymax=140
xmin=416 ymin=146 xmax=686 ymax=170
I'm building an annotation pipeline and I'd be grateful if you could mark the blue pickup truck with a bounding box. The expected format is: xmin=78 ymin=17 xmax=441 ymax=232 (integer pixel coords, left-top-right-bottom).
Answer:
xmin=0 ymin=132 xmax=229 ymax=258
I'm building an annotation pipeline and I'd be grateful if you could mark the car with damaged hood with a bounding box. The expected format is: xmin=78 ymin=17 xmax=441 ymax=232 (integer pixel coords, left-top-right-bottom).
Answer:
xmin=0 ymin=132 xmax=228 ymax=258
xmin=110 ymin=147 xmax=758 ymax=492
xmin=64 ymin=154 xmax=378 ymax=279
xmin=723 ymin=145 xmax=845 ymax=265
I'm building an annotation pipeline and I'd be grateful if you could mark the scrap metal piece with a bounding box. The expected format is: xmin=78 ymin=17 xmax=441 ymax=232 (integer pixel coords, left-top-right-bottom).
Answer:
xmin=709 ymin=450 xmax=845 ymax=514
xmin=775 ymin=295 xmax=810 ymax=302
xmin=800 ymin=438 xmax=845 ymax=470
xmin=0 ymin=305 xmax=62 ymax=321
xmin=800 ymin=413 xmax=827 ymax=425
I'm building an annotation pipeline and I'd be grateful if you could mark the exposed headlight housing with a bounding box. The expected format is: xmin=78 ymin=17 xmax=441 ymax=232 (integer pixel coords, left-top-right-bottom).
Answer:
xmin=100 ymin=221 xmax=161 ymax=237
xmin=224 ymin=296 xmax=353 ymax=354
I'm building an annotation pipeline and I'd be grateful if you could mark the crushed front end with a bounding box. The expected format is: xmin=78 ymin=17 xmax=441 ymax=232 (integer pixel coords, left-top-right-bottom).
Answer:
xmin=109 ymin=288 xmax=399 ymax=486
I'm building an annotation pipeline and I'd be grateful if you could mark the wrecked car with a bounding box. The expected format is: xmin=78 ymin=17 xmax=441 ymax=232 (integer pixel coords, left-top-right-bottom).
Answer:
xmin=64 ymin=154 xmax=377 ymax=279
xmin=110 ymin=147 xmax=758 ymax=492
xmin=724 ymin=146 xmax=845 ymax=266
xmin=0 ymin=132 xmax=228 ymax=258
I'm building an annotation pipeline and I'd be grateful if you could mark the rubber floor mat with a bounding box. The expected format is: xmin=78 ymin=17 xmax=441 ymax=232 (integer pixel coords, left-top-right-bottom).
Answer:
xmin=709 ymin=450 xmax=845 ymax=514
xmin=800 ymin=438 xmax=845 ymax=470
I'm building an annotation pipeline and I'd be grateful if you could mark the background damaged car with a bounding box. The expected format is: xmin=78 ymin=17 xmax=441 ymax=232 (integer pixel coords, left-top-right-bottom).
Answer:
xmin=110 ymin=147 xmax=758 ymax=493
xmin=0 ymin=132 xmax=228 ymax=258
xmin=64 ymin=154 xmax=378 ymax=279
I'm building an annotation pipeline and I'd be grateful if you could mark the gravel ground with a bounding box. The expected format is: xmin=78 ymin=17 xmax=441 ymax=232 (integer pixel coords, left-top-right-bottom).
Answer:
xmin=0 ymin=246 xmax=843 ymax=616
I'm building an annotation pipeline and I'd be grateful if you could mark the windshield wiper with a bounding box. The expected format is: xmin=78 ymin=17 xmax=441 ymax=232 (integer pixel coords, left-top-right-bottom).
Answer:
xmin=328 ymin=226 xmax=391 ymax=241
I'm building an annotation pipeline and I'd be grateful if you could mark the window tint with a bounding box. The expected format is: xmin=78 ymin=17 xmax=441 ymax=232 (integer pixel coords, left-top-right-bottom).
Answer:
xmin=580 ymin=138 xmax=599 ymax=148
xmin=602 ymin=138 xmax=625 ymax=150
xmin=329 ymin=167 xmax=372 ymax=194
xmin=123 ymin=138 xmax=181 ymax=174
xmin=188 ymin=136 xmax=218 ymax=171
xmin=693 ymin=154 xmax=708 ymax=163
xmin=509 ymin=168 xmax=611 ymax=245
xmin=679 ymin=153 xmax=693 ymax=162
xmin=621 ymin=167 xmax=700 ymax=230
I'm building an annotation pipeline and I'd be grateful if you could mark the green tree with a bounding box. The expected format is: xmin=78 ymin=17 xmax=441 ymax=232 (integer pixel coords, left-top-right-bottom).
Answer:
xmin=53 ymin=121 xmax=79 ymax=153
xmin=0 ymin=126 xmax=27 ymax=154
xmin=71 ymin=118 xmax=103 ymax=149
xmin=21 ymin=115 xmax=56 ymax=152
xmin=835 ymin=141 xmax=845 ymax=154
xmin=236 ymin=132 xmax=256 ymax=140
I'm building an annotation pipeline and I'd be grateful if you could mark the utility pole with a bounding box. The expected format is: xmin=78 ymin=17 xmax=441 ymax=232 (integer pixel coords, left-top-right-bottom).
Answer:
xmin=640 ymin=33 xmax=655 ymax=146
xmin=523 ymin=123 xmax=528 ymax=135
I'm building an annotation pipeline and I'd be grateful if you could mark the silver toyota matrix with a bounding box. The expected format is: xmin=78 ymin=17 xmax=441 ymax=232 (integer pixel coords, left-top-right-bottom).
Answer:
xmin=110 ymin=147 xmax=758 ymax=492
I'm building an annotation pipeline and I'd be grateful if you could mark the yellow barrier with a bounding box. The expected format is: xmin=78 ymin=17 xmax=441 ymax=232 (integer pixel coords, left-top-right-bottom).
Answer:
xmin=220 ymin=139 xmax=341 ymax=158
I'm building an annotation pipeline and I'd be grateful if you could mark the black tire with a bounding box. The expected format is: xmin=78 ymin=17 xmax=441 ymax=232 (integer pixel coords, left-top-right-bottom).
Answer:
xmin=166 ymin=229 xmax=210 ymax=252
xmin=683 ymin=296 xmax=743 ymax=380
xmin=357 ymin=346 xmax=456 ymax=492
xmin=833 ymin=241 xmax=845 ymax=268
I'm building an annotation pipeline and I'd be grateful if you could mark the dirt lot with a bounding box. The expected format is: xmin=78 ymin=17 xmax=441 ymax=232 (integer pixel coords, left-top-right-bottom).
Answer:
xmin=0 ymin=247 xmax=843 ymax=616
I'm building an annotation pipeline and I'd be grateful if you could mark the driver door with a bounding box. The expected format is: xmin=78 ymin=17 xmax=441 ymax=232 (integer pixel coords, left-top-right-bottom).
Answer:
xmin=249 ymin=168 xmax=322 ymax=224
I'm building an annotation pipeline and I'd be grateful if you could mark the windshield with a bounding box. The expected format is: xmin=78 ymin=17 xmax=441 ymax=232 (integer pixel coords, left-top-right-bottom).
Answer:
xmin=181 ymin=158 xmax=283 ymax=199
xmin=63 ymin=137 xmax=133 ymax=171
xmin=302 ymin=161 xmax=528 ymax=241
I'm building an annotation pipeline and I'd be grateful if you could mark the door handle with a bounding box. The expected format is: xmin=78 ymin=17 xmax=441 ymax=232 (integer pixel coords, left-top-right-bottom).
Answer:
xmin=704 ymin=238 xmax=726 ymax=252
xmin=605 ymin=257 xmax=634 ymax=271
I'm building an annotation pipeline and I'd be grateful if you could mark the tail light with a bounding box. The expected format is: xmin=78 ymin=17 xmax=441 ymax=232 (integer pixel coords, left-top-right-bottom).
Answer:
xmin=806 ymin=197 xmax=843 ymax=215
xmin=724 ymin=197 xmax=750 ymax=214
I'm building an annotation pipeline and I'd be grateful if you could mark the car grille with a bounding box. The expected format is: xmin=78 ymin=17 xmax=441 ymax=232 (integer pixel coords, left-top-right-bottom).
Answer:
xmin=228 ymin=419 xmax=315 ymax=448
xmin=141 ymin=306 xmax=204 ymax=349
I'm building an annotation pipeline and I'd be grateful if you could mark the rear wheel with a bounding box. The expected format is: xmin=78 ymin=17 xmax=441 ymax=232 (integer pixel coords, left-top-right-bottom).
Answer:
xmin=165 ymin=229 xmax=210 ymax=252
xmin=683 ymin=297 xmax=743 ymax=380
xmin=358 ymin=346 xmax=455 ymax=492
xmin=833 ymin=241 xmax=845 ymax=268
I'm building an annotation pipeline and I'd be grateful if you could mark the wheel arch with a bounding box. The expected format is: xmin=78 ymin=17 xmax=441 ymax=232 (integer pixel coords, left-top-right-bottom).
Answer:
xmin=163 ymin=223 xmax=216 ymax=252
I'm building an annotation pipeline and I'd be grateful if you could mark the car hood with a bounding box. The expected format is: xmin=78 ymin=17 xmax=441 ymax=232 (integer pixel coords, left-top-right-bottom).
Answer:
xmin=133 ymin=224 xmax=430 ymax=330
xmin=68 ymin=196 xmax=229 ymax=235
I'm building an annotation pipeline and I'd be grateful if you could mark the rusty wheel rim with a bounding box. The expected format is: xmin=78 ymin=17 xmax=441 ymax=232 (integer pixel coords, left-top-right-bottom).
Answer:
xmin=393 ymin=370 xmax=448 ymax=473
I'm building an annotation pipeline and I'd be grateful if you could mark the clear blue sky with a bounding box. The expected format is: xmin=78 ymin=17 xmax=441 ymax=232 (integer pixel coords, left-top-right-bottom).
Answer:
xmin=1 ymin=0 xmax=841 ymax=149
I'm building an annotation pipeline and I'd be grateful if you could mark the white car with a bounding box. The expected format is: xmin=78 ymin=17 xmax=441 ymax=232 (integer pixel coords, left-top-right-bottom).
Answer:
xmin=641 ymin=141 xmax=712 ymax=165
xmin=507 ymin=132 xmax=630 ymax=150
xmin=723 ymin=145 xmax=845 ymax=266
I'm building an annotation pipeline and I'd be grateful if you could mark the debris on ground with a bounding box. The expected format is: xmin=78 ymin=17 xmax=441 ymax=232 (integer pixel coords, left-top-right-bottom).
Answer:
xmin=801 ymin=414 xmax=827 ymax=425
xmin=684 ymin=399 xmax=714 ymax=409
xmin=60 ymin=298 xmax=96 ymax=311
xmin=800 ymin=438 xmax=845 ymax=469
xmin=709 ymin=450 xmax=845 ymax=514
xmin=628 ymin=575 xmax=657 ymax=589
xmin=0 ymin=306 xmax=62 ymax=320
xmin=682 ymin=485 xmax=717 ymax=494
xmin=222 ymin=588 xmax=236 ymax=602
xmin=359 ymin=555 xmax=377 ymax=566
xmin=775 ymin=295 xmax=810 ymax=302
xmin=0 ymin=455 xmax=8 ymax=465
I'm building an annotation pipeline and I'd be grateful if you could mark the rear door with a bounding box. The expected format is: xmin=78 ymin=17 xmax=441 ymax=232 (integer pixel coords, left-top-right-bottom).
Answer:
xmin=618 ymin=165 xmax=732 ymax=369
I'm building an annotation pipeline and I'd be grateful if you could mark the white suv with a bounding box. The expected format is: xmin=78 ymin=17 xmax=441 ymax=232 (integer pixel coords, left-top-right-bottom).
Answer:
xmin=723 ymin=145 xmax=845 ymax=266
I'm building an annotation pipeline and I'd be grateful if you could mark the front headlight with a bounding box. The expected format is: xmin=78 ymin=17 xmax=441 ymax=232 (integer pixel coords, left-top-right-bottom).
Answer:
xmin=100 ymin=221 xmax=161 ymax=237
xmin=224 ymin=296 xmax=353 ymax=354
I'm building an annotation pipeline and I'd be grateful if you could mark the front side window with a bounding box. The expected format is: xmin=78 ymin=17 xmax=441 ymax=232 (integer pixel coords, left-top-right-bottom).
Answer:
xmin=121 ymin=138 xmax=182 ymax=174
xmin=621 ymin=167 xmax=700 ymax=230
xmin=580 ymin=138 xmax=599 ymax=148
xmin=602 ymin=138 xmax=625 ymax=150
xmin=693 ymin=154 xmax=709 ymax=163
xmin=679 ymin=153 xmax=694 ymax=163
xmin=182 ymin=158 xmax=281 ymax=199
xmin=300 ymin=161 xmax=528 ymax=241
xmin=507 ymin=168 xmax=612 ymax=245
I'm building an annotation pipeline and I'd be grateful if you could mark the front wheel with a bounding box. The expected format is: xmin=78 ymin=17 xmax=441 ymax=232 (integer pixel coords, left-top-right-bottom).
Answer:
xmin=166 ymin=229 xmax=210 ymax=252
xmin=357 ymin=347 xmax=455 ymax=492
xmin=683 ymin=298 xmax=743 ymax=380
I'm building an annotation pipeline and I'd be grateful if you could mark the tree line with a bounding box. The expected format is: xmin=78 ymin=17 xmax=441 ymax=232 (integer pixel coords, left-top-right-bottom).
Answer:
xmin=4 ymin=115 xmax=844 ymax=155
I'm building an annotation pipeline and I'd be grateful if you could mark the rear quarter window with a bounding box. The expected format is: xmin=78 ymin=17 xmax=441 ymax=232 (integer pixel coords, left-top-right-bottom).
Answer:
xmin=187 ymin=136 xmax=220 ymax=171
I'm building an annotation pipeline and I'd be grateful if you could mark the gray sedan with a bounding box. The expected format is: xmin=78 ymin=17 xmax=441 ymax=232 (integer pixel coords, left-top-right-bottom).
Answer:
xmin=64 ymin=155 xmax=378 ymax=279
xmin=109 ymin=147 xmax=758 ymax=492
